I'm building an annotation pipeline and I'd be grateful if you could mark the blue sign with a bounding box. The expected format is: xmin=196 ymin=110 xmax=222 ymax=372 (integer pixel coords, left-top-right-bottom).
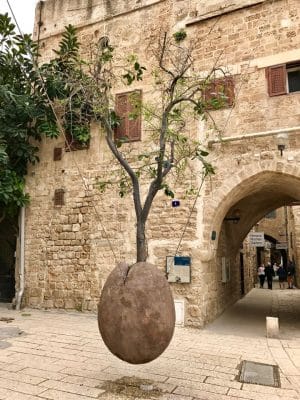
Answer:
xmin=174 ymin=256 xmax=191 ymax=266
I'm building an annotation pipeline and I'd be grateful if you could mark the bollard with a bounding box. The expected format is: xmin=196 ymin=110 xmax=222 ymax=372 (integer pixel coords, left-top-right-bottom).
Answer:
xmin=266 ymin=316 xmax=279 ymax=338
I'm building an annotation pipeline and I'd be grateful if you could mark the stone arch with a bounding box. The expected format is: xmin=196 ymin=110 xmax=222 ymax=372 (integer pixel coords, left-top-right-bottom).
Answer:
xmin=202 ymin=160 xmax=300 ymax=252
xmin=195 ymin=161 xmax=300 ymax=324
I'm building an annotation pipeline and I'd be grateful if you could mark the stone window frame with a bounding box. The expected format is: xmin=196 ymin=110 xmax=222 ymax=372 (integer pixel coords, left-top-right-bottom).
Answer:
xmin=267 ymin=61 xmax=300 ymax=97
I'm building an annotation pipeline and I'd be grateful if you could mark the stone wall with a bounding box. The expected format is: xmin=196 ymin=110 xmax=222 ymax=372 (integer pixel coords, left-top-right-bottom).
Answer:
xmin=22 ymin=0 xmax=300 ymax=326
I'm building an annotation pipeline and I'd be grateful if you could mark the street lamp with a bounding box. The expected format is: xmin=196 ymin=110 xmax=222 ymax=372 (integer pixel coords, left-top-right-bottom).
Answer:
xmin=276 ymin=133 xmax=288 ymax=156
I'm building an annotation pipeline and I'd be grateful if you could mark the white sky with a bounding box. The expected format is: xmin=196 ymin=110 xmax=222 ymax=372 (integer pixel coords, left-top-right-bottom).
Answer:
xmin=0 ymin=0 xmax=38 ymax=34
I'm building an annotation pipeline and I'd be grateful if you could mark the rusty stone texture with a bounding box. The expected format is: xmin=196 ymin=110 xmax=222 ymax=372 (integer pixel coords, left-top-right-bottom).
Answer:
xmin=98 ymin=262 xmax=175 ymax=364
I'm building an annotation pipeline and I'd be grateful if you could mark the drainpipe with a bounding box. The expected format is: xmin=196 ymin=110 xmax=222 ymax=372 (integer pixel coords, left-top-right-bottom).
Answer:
xmin=16 ymin=207 xmax=25 ymax=311
xmin=207 ymin=126 xmax=300 ymax=148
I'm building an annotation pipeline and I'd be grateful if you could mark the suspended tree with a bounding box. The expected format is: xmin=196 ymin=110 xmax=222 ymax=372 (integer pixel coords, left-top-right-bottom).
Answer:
xmin=0 ymin=18 xmax=232 ymax=363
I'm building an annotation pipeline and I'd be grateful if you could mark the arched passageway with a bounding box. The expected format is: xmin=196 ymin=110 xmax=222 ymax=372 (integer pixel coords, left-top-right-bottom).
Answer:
xmin=204 ymin=166 xmax=300 ymax=324
xmin=219 ymin=171 xmax=300 ymax=257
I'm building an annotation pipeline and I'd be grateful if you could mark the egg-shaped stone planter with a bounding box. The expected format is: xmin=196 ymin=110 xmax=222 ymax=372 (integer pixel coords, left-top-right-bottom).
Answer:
xmin=98 ymin=262 xmax=175 ymax=364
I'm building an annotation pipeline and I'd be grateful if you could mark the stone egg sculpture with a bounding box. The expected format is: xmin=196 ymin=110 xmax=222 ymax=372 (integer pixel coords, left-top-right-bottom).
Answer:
xmin=98 ymin=261 xmax=175 ymax=364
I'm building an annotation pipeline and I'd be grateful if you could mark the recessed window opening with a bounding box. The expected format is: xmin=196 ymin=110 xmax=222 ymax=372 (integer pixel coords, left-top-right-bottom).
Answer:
xmin=287 ymin=63 xmax=300 ymax=93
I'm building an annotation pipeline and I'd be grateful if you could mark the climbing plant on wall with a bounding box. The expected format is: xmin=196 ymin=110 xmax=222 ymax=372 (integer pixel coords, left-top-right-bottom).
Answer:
xmin=0 ymin=16 xmax=91 ymax=219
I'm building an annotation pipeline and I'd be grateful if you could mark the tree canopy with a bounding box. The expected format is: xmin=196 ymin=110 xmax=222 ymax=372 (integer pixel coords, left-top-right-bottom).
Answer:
xmin=0 ymin=16 xmax=89 ymax=220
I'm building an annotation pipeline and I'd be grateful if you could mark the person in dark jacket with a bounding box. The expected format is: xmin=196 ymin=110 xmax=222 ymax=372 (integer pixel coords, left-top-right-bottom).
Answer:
xmin=287 ymin=259 xmax=296 ymax=289
xmin=277 ymin=264 xmax=286 ymax=289
xmin=264 ymin=262 xmax=274 ymax=290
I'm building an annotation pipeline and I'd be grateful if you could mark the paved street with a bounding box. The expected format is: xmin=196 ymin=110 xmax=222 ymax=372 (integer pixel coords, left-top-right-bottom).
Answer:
xmin=0 ymin=287 xmax=299 ymax=400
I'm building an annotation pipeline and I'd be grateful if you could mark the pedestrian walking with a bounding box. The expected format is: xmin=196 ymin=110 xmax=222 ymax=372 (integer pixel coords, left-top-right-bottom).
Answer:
xmin=273 ymin=262 xmax=279 ymax=274
xmin=277 ymin=264 xmax=286 ymax=289
xmin=257 ymin=264 xmax=265 ymax=288
xmin=264 ymin=262 xmax=274 ymax=290
xmin=287 ymin=259 xmax=296 ymax=289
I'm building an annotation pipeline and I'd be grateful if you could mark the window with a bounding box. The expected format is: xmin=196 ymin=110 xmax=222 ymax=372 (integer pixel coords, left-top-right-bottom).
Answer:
xmin=54 ymin=189 xmax=65 ymax=206
xmin=203 ymin=76 xmax=235 ymax=109
xmin=53 ymin=147 xmax=62 ymax=161
xmin=287 ymin=63 xmax=300 ymax=93
xmin=267 ymin=62 xmax=300 ymax=96
xmin=114 ymin=90 xmax=142 ymax=142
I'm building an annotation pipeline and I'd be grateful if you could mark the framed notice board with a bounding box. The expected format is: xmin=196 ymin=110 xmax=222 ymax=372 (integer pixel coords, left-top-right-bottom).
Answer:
xmin=166 ymin=256 xmax=191 ymax=283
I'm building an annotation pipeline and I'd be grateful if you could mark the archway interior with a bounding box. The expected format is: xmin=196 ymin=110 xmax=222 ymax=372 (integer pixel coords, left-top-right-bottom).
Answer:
xmin=221 ymin=174 xmax=300 ymax=268
xmin=213 ymin=171 xmax=300 ymax=319
xmin=224 ymin=191 xmax=297 ymax=255
xmin=0 ymin=214 xmax=17 ymax=302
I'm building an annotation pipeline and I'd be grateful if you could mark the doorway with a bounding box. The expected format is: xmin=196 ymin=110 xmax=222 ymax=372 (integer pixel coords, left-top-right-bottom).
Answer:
xmin=0 ymin=214 xmax=17 ymax=302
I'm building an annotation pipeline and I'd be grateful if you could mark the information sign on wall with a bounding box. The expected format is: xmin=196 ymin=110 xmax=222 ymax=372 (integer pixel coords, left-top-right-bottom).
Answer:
xmin=276 ymin=242 xmax=288 ymax=250
xmin=249 ymin=232 xmax=265 ymax=247
xmin=166 ymin=256 xmax=191 ymax=283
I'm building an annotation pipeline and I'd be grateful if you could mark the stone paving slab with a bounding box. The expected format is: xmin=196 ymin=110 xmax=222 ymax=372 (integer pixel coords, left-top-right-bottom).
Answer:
xmin=0 ymin=288 xmax=299 ymax=400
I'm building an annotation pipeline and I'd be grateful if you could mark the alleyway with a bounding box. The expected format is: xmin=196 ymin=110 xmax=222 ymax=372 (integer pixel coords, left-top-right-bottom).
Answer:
xmin=0 ymin=287 xmax=299 ymax=400
xmin=207 ymin=284 xmax=300 ymax=339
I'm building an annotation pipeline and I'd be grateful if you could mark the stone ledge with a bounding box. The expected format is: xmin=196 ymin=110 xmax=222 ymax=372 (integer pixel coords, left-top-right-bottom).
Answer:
xmin=186 ymin=0 xmax=271 ymax=26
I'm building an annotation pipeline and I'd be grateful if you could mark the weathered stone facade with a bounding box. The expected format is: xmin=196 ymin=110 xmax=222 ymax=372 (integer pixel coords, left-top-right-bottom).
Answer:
xmin=18 ymin=0 xmax=300 ymax=326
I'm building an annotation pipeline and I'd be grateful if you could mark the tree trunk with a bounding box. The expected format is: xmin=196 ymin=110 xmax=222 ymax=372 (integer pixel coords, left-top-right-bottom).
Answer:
xmin=136 ymin=217 xmax=147 ymax=262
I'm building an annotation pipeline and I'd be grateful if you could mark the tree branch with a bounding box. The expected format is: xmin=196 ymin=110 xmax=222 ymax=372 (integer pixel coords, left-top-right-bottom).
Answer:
xmin=159 ymin=32 xmax=175 ymax=79
xmin=102 ymin=118 xmax=142 ymax=218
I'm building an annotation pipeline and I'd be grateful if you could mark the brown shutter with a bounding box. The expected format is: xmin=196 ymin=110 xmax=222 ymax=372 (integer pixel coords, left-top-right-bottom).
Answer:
xmin=54 ymin=189 xmax=65 ymax=206
xmin=115 ymin=93 xmax=129 ymax=140
xmin=204 ymin=80 xmax=216 ymax=104
xmin=204 ymin=77 xmax=234 ymax=108
xmin=224 ymin=77 xmax=235 ymax=106
xmin=53 ymin=147 xmax=62 ymax=161
xmin=127 ymin=90 xmax=142 ymax=141
xmin=267 ymin=64 xmax=287 ymax=96
xmin=115 ymin=91 xmax=142 ymax=142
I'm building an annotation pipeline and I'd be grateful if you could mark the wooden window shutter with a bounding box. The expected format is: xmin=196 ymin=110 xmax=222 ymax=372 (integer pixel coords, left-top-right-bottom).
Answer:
xmin=127 ymin=90 xmax=142 ymax=141
xmin=115 ymin=91 xmax=142 ymax=141
xmin=224 ymin=77 xmax=235 ymax=106
xmin=115 ymin=93 xmax=128 ymax=140
xmin=54 ymin=189 xmax=65 ymax=206
xmin=53 ymin=147 xmax=62 ymax=161
xmin=267 ymin=64 xmax=287 ymax=96
xmin=204 ymin=77 xmax=234 ymax=108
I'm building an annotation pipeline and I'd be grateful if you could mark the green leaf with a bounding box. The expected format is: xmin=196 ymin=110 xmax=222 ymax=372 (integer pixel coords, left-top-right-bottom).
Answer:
xmin=173 ymin=29 xmax=187 ymax=43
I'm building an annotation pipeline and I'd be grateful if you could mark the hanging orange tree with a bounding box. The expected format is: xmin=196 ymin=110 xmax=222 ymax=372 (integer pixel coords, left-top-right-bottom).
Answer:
xmin=0 ymin=20 xmax=232 ymax=363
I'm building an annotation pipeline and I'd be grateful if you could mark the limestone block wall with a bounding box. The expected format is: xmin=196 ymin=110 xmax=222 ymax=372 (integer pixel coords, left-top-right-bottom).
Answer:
xmin=22 ymin=0 xmax=300 ymax=326
xmin=291 ymin=206 xmax=300 ymax=286
xmin=258 ymin=208 xmax=287 ymax=244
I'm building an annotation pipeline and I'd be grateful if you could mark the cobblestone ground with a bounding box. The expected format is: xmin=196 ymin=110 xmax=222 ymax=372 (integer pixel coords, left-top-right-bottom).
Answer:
xmin=0 ymin=288 xmax=299 ymax=400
